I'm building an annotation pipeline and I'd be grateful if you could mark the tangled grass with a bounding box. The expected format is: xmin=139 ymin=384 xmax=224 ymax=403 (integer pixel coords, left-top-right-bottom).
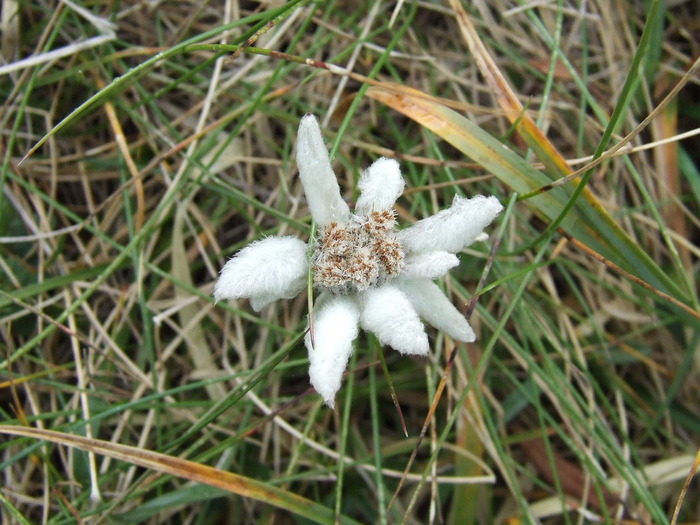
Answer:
xmin=1 ymin=1 xmax=699 ymax=523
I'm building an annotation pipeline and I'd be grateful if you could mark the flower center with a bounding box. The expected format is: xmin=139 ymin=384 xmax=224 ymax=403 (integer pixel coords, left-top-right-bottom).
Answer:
xmin=312 ymin=210 xmax=404 ymax=294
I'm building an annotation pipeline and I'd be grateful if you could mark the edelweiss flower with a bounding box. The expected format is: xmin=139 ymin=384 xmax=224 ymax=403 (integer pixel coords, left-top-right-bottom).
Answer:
xmin=215 ymin=115 xmax=503 ymax=407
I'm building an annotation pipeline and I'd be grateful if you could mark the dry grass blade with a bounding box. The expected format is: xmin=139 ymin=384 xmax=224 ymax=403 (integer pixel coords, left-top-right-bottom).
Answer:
xmin=528 ymin=453 xmax=697 ymax=521
xmin=388 ymin=345 xmax=457 ymax=513
xmin=0 ymin=1 xmax=116 ymax=77
xmin=376 ymin=345 xmax=408 ymax=438
xmin=670 ymin=448 xmax=700 ymax=525
xmin=563 ymin=233 xmax=700 ymax=322
xmin=448 ymin=0 xmax=572 ymax=177
xmin=3 ymin=1 xmax=698 ymax=522
xmin=365 ymin=83 xmax=692 ymax=304
xmin=95 ymin=76 xmax=145 ymax=232
xmin=172 ymin=209 xmax=225 ymax=401
xmin=519 ymin=434 xmax=619 ymax=511
xmin=0 ymin=425 xmax=359 ymax=525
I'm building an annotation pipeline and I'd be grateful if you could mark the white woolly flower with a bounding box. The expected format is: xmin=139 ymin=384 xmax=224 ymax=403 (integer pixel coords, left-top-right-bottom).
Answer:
xmin=215 ymin=114 xmax=503 ymax=408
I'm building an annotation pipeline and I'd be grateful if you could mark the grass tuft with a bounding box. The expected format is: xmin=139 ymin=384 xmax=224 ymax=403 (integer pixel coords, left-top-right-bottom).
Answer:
xmin=1 ymin=1 xmax=698 ymax=523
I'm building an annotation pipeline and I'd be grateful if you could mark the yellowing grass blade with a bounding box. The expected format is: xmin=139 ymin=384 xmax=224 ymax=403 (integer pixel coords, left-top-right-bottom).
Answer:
xmin=0 ymin=425 xmax=359 ymax=525
xmin=366 ymin=84 xmax=689 ymax=304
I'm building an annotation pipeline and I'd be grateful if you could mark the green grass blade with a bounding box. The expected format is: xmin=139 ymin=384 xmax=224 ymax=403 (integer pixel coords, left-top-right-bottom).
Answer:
xmin=367 ymin=85 xmax=689 ymax=303
xmin=20 ymin=0 xmax=306 ymax=161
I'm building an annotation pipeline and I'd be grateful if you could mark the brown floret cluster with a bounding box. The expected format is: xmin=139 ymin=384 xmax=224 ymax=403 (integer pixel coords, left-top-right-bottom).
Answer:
xmin=312 ymin=210 xmax=404 ymax=294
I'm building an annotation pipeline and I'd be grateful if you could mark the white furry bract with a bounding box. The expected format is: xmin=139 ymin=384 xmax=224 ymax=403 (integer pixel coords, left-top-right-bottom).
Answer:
xmin=250 ymin=293 xmax=283 ymax=312
xmin=355 ymin=157 xmax=405 ymax=215
xmin=402 ymin=251 xmax=459 ymax=280
xmin=399 ymin=279 xmax=476 ymax=342
xmin=296 ymin=115 xmax=350 ymax=226
xmin=215 ymin=114 xmax=504 ymax=408
xmin=306 ymin=296 xmax=360 ymax=408
xmin=214 ymin=236 xmax=307 ymax=303
xmin=359 ymin=285 xmax=429 ymax=355
xmin=398 ymin=195 xmax=503 ymax=254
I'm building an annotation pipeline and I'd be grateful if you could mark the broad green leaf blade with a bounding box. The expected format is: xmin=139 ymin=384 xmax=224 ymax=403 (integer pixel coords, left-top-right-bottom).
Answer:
xmin=367 ymin=85 xmax=688 ymax=302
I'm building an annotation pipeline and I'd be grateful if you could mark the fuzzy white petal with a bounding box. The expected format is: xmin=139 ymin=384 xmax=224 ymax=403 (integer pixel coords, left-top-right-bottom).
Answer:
xmin=305 ymin=295 xmax=360 ymax=408
xmin=250 ymin=294 xmax=283 ymax=312
xmin=355 ymin=157 xmax=405 ymax=215
xmin=359 ymin=285 xmax=429 ymax=355
xmin=214 ymin=236 xmax=308 ymax=303
xmin=397 ymin=195 xmax=503 ymax=254
xmin=296 ymin=115 xmax=350 ymax=226
xmin=399 ymin=279 xmax=476 ymax=342
xmin=402 ymin=251 xmax=459 ymax=280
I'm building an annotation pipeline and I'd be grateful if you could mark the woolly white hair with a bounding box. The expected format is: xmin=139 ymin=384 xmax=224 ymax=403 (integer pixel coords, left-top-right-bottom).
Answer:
xmin=306 ymin=295 xmax=360 ymax=408
xmin=296 ymin=115 xmax=350 ymax=226
xmin=398 ymin=195 xmax=503 ymax=254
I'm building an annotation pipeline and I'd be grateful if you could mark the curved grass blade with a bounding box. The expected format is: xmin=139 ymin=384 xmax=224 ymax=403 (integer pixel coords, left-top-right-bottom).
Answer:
xmin=366 ymin=84 xmax=689 ymax=304
xmin=445 ymin=0 xmax=696 ymax=306
xmin=0 ymin=425 xmax=361 ymax=525
xmin=20 ymin=0 xmax=306 ymax=162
